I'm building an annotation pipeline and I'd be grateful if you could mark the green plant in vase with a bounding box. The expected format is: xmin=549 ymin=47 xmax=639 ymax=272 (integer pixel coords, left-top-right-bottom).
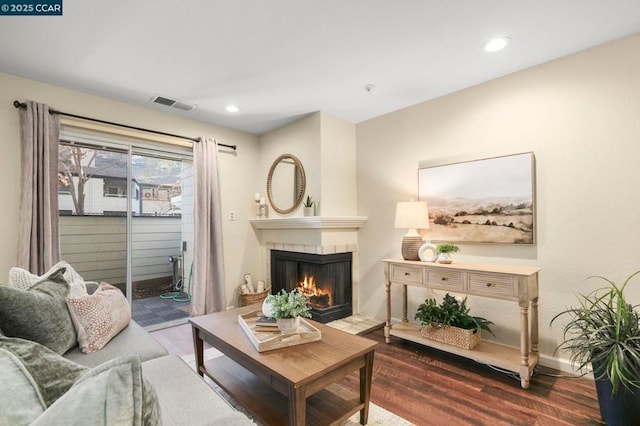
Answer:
xmin=435 ymin=243 xmax=459 ymax=264
xmin=550 ymin=272 xmax=640 ymax=425
xmin=303 ymin=195 xmax=314 ymax=216
xmin=264 ymin=289 xmax=311 ymax=333
xmin=415 ymin=293 xmax=494 ymax=334
xmin=303 ymin=195 xmax=313 ymax=208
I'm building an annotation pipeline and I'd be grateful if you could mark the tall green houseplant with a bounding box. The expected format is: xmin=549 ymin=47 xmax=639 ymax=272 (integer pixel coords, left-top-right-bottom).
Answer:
xmin=551 ymin=271 xmax=640 ymax=425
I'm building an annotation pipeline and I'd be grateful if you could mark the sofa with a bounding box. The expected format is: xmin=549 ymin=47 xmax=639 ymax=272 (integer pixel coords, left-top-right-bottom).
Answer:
xmin=0 ymin=266 xmax=255 ymax=425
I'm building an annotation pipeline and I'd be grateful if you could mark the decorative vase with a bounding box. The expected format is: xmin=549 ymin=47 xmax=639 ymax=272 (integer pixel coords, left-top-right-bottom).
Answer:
xmin=418 ymin=241 xmax=438 ymax=262
xmin=438 ymin=252 xmax=453 ymax=264
xmin=277 ymin=317 xmax=300 ymax=334
xmin=303 ymin=206 xmax=314 ymax=216
xmin=592 ymin=360 xmax=640 ymax=425
xmin=262 ymin=297 xmax=275 ymax=318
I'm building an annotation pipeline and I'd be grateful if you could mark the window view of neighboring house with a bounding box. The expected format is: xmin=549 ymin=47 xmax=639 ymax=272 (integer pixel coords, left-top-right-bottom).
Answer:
xmin=58 ymin=144 xmax=182 ymax=217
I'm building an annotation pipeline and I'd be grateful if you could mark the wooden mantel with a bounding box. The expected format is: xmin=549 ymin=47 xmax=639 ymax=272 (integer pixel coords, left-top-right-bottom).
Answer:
xmin=250 ymin=216 xmax=367 ymax=230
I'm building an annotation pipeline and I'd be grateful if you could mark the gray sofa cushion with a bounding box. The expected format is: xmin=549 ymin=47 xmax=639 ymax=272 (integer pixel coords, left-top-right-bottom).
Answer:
xmin=0 ymin=269 xmax=77 ymax=354
xmin=0 ymin=348 xmax=46 ymax=425
xmin=0 ymin=336 xmax=87 ymax=407
xmin=31 ymin=354 xmax=162 ymax=426
xmin=64 ymin=320 xmax=168 ymax=367
xmin=142 ymin=355 xmax=255 ymax=426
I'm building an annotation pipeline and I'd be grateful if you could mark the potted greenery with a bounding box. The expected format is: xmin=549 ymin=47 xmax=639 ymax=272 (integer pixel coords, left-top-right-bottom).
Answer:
xmin=264 ymin=289 xmax=312 ymax=333
xmin=436 ymin=243 xmax=459 ymax=264
xmin=303 ymin=195 xmax=314 ymax=216
xmin=550 ymin=272 xmax=640 ymax=425
xmin=415 ymin=293 xmax=494 ymax=349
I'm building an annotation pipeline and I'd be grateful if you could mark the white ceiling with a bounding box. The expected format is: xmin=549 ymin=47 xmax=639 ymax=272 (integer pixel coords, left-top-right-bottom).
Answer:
xmin=1 ymin=1 xmax=639 ymax=135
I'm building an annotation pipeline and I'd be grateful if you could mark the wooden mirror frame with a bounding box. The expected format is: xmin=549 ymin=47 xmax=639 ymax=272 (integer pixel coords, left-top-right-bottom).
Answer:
xmin=266 ymin=153 xmax=306 ymax=215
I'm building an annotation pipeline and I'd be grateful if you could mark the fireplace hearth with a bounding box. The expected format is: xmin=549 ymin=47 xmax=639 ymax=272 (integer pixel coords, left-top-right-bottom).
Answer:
xmin=270 ymin=250 xmax=352 ymax=323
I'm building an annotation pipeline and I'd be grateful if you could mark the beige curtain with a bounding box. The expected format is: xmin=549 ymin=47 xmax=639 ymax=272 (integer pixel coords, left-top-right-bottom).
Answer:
xmin=17 ymin=101 xmax=61 ymax=274
xmin=191 ymin=137 xmax=226 ymax=316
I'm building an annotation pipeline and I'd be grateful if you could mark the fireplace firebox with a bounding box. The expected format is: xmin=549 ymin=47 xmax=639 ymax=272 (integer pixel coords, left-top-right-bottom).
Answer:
xmin=270 ymin=250 xmax=352 ymax=323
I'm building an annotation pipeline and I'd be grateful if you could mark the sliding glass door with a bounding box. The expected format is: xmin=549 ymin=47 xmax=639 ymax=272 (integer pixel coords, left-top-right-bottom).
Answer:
xmin=130 ymin=151 xmax=193 ymax=328
xmin=58 ymin=133 xmax=193 ymax=329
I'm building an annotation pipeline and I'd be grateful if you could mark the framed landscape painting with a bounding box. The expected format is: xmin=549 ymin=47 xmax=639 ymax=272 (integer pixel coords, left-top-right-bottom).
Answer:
xmin=418 ymin=152 xmax=536 ymax=245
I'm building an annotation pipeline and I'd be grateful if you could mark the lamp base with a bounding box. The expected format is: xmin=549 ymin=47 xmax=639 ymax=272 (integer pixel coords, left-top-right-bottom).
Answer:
xmin=401 ymin=236 xmax=423 ymax=261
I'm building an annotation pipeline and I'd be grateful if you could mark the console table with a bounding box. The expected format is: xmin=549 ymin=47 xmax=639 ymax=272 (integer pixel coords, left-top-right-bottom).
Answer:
xmin=383 ymin=258 xmax=540 ymax=389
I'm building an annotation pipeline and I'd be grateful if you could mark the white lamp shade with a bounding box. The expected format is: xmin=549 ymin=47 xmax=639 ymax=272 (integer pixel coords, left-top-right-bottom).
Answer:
xmin=394 ymin=201 xmax=430 ymax=229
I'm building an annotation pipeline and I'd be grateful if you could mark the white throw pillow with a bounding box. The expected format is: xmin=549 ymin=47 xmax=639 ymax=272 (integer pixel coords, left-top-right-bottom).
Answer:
xmin=9 ymin=261 xmax=88 ymax=298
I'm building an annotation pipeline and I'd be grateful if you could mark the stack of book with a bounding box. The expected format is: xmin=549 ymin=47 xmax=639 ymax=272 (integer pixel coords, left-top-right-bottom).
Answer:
xmin=254 ymin=315 xmax=278 ymax=332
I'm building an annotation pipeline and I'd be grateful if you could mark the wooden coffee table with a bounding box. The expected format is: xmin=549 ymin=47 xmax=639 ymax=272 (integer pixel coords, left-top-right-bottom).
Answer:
xmin=189 ymin=305 xmax=377 ymax=426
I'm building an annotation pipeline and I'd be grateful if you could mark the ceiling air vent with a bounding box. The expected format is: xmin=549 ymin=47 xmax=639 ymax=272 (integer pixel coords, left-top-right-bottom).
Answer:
xmin=150 ymin=95 xmax=196 ymax=111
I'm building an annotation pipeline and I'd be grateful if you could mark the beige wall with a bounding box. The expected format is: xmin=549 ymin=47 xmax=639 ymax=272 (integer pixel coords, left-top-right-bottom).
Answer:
xmin=356 ymin=33 xmax=640 ymax=371
xmin=257 ymin=111 xmax=357 ymax=219
xmin=258 ymin=112 xmax=321 ymax=218
xmin=320 ymin=113 xmax=357 ymax=217
xmin=0 ymin=72 xmax=262 ymax=307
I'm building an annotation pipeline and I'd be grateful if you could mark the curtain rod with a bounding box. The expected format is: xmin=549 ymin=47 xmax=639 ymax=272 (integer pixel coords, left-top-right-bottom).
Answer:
xmin=13 ymin=100 xmax=237 ymax=151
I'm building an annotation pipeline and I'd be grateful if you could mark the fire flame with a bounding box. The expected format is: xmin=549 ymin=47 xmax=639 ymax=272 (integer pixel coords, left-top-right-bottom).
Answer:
xmin=298 ymin=275 xmax=332 ymax=307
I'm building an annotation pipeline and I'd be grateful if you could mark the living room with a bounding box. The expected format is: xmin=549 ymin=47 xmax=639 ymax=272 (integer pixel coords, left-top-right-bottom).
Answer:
xmin=1 ymin=2 xmax=640 ymax=425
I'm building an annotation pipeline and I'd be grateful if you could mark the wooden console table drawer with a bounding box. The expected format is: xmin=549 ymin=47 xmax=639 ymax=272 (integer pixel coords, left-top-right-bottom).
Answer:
xmin=467 ymin=273 xmax=515 ymax=299
xmin=390 ymin=264 xmax=423 ymax=285
xmin=427 ymin=269 xmax=464 ymax=291
xmin=383 ymin=258 xmax=540 ymax=389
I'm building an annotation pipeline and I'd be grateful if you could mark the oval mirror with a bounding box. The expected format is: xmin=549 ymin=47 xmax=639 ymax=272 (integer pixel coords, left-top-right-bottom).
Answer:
xmin=266 ymin=154 xmax=306 ymax=215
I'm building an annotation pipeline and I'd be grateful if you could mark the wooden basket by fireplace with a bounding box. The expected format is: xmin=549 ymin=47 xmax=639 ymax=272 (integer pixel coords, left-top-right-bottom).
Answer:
xmin=239 ymin=288 xmax=270 ymax=307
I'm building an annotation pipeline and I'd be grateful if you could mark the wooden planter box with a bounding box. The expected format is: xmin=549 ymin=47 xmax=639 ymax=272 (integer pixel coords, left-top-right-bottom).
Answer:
xmin=420 ymin=324 xmax=481 ymax=350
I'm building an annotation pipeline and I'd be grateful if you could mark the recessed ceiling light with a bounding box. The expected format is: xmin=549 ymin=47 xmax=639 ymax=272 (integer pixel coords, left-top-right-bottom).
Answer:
xmin=225 ymin=105 xmax=240 ymax=113
xmin=483 ymin=36 xmax=511 ymax=53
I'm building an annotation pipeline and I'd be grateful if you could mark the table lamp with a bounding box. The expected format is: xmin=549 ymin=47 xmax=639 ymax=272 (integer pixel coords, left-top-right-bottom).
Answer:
xmin=395 ymin=201 xmax=430 ymax=260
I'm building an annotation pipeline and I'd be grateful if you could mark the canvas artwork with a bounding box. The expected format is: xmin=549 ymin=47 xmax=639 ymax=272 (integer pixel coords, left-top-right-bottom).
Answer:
xmin=418 ymin=152 xmax=535 ymax=245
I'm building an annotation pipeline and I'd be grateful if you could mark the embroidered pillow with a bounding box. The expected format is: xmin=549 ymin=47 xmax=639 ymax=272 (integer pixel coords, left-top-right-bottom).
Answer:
xmin=66 ymin=283 xmax=131 ymax=354
xmin=0 ymin=269 xmax=77 ymax=354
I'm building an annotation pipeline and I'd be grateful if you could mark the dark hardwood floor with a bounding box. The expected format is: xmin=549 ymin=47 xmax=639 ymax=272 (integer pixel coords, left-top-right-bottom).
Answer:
xmin=151 ymin=324 xmax=604 ymax=426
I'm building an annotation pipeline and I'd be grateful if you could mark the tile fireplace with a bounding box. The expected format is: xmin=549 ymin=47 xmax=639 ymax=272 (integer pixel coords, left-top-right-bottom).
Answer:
xmin=270 ymin=249 xmax=353 ymax=323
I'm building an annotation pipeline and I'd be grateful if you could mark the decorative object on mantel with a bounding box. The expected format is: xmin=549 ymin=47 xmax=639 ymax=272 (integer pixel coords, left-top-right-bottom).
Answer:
xmin=415 ymin=293 xmax=494 ymax=350
xmin=435 ymin=243 xmax=459 ymax=264
xmin=550 ymin=271 xmax=640 ymax=425
xmin=303 ymin=195 xmax=315 ymax=216
xmin=254 ymin=192 xmax=262 ymax=218
xmin=395 ymin=201 xmax=429 ymax=260
xmin=418 ymin=241 xmax=438 ymax=262
xmin=264 ymin=289 xmax=312 ymax=333
xmin=266 ymin=153 xmax=306 ymax=215
xmin=254 ymin=192 xmax=269 ymax=218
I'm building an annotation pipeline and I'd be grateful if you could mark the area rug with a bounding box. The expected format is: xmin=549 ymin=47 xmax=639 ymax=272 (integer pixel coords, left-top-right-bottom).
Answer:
xmin=181 ymin=348 xmax=413 ymax=426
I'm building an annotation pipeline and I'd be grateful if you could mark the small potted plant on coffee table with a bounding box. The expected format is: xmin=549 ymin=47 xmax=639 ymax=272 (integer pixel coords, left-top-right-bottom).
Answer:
xmin=264 ymin=289 xmax=312 ymax=333
xmin=415 ymin=293 xmax=494 ymax=350
xmin=436 ymin=243 xmax=459 ymax=264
